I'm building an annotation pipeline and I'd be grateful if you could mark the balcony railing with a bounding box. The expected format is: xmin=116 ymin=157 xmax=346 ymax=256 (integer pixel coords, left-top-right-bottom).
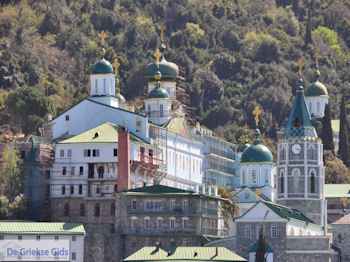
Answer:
xmin=202 ymin=228 xmax=228 ymax=237
xmin=126 ymin=205 xmax=199 ymax=216
xmin=206 ymin=162 xmax=235 ymax=175
xmin=207 ymin=147 xmax=236 ymax=160
xmin=119 ymin=226 xmax=199 ymax=236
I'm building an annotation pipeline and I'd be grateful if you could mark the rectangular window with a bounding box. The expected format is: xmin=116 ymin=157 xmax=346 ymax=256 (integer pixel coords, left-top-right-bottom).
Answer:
xmin=271 ymin=226 xmax=277 ymax=238
xmin=144 ymin=219 xmax=150 ymax=229
xmin=245 ymin=225 xmax=251 ymax=238
xmin=157 ymin=219 xmax=162 ymax=229
xmin=36 ymin=236 xmax=40 ymax=241
xmin=60 ymin=150 xmax=64 ymax=157
xmin=131 ymin=219 xmax=136 ymax=229
xmin=132 ymin=200 xmax=137 ymax=210
xmin=70 ymin=185 xmax=74 ymax=195
xmin=183 ymin=219 xmax=188 ymax=229
xmin=113 ymin=148 xmax=118 ymax=156
xmin=84 ymin=149 xmax=91 ymax=157
xmin=72 ymin=236 xmax=76 ymax=241
xmin=0 ymin=235 xmax=3 ymax=240
xmin=62 ymin=166 xmax=66 ymax=175
xmin=93 ymin=149 xmax=100 ymax=157
xmin=71 ymin=166 xmax=75 ymax=176
xmin=79 ymin=166 xmax=83 ymax=175
xmin=79 ymin=185 xmax=83 ymax=195
xmin=18 ymin=236 xmax=22 ymax=241
xmin=170 ymin=199 xmax=175 ymax=210
xmin=67 ymin=149 xmax=72 ymax=157
xmin=170 ymin=219 xmax=175 ymax=229
xmin=20 ymin=151 xmax=26 ymax=159
xmin=72 ymin=252 xmax=76 ymax=261
xmin=45 ymin=170 xmax=50 ymax=179
xmin=145 ymin=201 xmax=163 ymax=211
xmin=96 ymin=185 xmax=100 ymax=194
xmin=65 ymin=115 xmax=69 ymax=121
xmin=62 ymin=186 xmax=65 ymax=195
xmin=55 ymin=236 xmax=59 ymax=241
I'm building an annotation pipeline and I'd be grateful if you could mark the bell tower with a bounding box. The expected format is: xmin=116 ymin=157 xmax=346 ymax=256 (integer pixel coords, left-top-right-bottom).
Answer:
xmin=276 ymin=67 xmax=326 ymax=228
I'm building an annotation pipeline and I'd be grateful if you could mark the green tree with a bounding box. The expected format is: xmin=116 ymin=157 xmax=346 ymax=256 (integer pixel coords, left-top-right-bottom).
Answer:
xmin=324 ymin=150 xmax=350 ymax=183
xmin=3 ymin=87 xmax=52 ymax=135
xmin=312 ymin=26 xmax=342 ymax=56
xmin=339 ymin=96 xmax=349 ymax=166
xmin=304 ymin=9 xmax=313 ymax=46
xmin=321 ymin=104 xmax=334 ymax=153
xmin=256 ymin=226 xmax=267 ymax=262
xmin=0 ymin=142 xmax=22 ymax=201
xmin=217 ymin=186 xmax=239 ymax=219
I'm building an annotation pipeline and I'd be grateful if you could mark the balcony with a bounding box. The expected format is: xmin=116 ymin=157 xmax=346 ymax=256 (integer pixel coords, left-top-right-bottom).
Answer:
xmin=206 ymin=147 xmax=236 ymax=160
xmin=202 ymin=208 xmax=230 ymax=219
xmin=202 ymin=228 xmax=228 ymax=238
xmin=205 ymin=162 xmax=235 ymax=175
xmin=126 ymin=205 xmax=199 ymax=216
xmin=119 ymin=226 xmax=199 ymax=236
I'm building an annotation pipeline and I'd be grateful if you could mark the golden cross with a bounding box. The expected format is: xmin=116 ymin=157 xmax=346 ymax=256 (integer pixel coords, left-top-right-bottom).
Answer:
xmin=252 ymin=106 xmax=262 ymax=126
xmin=314 ymin=53 xmax=319 ymax=66
xmin=153 ymin=48 xmax=162 ymax=68
xmin=297 ymin=59 xmax=304 ymax=74
xmin=341 ymin=197 xmax=348 ymax=206
xmin=98 ymin=30 xmax=106 ymax=45
xmin=158 ymin=23 xmax=166 ymax=40
xmin=254 ymin=189 xmax=261 ymax=200
xmin=112 ymin=59 xmax=120 ymax=74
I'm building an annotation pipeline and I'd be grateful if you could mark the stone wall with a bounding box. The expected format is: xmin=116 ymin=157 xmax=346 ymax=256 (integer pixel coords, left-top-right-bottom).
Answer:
xmin=285 ymin=252 xmax=338 ymax=262
xmin=332 ymin=224 xmax=350 ymax=261
xmin=286 ymin=236 xmax=330 ymax=250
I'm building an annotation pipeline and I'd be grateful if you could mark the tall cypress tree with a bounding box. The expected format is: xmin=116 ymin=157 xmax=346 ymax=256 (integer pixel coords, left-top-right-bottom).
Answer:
xmin=304 ymin=9 xmax=313 ymax=47
xmin=339 ymin=96 xmax=349 ymax=166
xmin=256 ymin=226 xmax=267 ymax=262
xmin=321 ymin=104 xmax=334 ymax=153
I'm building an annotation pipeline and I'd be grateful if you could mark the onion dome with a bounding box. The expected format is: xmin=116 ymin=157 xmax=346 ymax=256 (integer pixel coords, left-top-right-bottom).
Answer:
xmin=145 ymin=41 xmax=179 ymax=81
xmin=305 ymin=68 xmax=328 ymax=97
xmin=146 ymin=70 xmax=170 ymax=99
xmin=239 ymin=138 xmax=251 ymax=153
xmin=92 ymin=47 xmax=114 ymax=74
xmin=241 ymin=128 xmax=273 ymax=163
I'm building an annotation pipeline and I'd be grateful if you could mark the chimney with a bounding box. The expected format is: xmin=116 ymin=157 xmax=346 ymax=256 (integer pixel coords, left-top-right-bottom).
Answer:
xmin=117 ymin=127 xmax=130 ymax=192
xmin=155 ymin=241 xmax=161 ymax=252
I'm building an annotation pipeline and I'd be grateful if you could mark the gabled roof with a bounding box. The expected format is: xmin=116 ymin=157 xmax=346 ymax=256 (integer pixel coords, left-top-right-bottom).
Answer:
xmin=234 ymin=187 xmax=271 ymax=202
xmin=325 ymin=184 xmax=350 ymax=198
xmin=165 ymin=117 xmax=190 ymax=137
xmin=58 ymin=122 xmax=149 ymax=145
xmin=123 ymin=247 xmax=246 ymax=262
xmin=0 ymin=222 xmax=85 ymax=235
xmin=249 ymin=241 xmax=274 ymax=253
xmin=262 ymin=201 xmax=314 ymax=224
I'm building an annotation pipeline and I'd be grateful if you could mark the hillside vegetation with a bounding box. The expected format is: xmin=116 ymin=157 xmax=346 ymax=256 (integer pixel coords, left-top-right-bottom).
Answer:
xmin=1 ymin=0 xmax=350 ymax=143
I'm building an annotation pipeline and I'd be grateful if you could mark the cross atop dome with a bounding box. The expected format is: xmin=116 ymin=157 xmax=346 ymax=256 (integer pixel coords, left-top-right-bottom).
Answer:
xmin=99 ymin=30 xmax=106 ymax=45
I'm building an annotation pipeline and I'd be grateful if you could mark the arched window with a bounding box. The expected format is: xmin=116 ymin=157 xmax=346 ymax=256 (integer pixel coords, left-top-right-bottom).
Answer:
xmin=311 ymin=171 xmax=315 ymax=193
xmin=80 ymin=203 xmax=85 ymax=216
xmin=64 ymin=203 xmax=69 ymax=217
xmin=251 ymin=170 xmax=257 ymax=184
xmin=309 ymin=102 xmax=312 ymax=112
xmin=160 ymin=104 xmax=164 ymax=117
xmin=98 ymin=166 xmax=104 ymax=178
xmin=242 ymin=169 xmax=246 ymax=185
xmin=103 ymin=79 xmax=106 ymax=93
xmin=292 ymin=168 xmax=300 ymax=176
xmin=95 ymin=203 xmax=100 ymax=217
xmin=299 ymin=229 xmax=303 ymax=236
xmin=264 ymin=169 xmax=269 ymax=184
xmin=280 ymin=170 xmax=284 ymax=193
xmin=294 ymin=117 xmax=301 ymax=127
xmin=290 ymin=227 xmax=294 ymax=236
xmin=111 ymin=203 xmax=115 ymax=216
xmin=95 ymin=79 xmax=98 ymax=94
xmin=309 ymin=144 xmax=316 ymax=160
xmin=281 ymin=146 xmax=285 ymax=160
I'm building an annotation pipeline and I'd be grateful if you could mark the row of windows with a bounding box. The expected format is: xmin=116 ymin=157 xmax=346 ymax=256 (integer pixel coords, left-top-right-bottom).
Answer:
xmin=0 ymin=235 xmax=77 ymax=241
xmin=279 ymin=170 xmax=316 ymax=193
xmin=244 ymin=225 xmax=277 ymax=238
xmin=62 ymin=166 xmax=84 ymax=176
xmin=63 ymin=203 xmax=115 ymax=217
xmin=60 ymin=184 xmax=118 ymax=196
xmin=167 ymin=151 xmax=202 ymax=174
xmin=278 ymin=169 xmax=318 ymax=177
xmin=242 ymin=169 xmax=270 ymax=185
xmin=130 ymin=217 xmax=189 ymax=230
xmin=131 ymin=238 xmax=187 ymax=249
xmin=94 ymin=78 xmax=114 ymax=94
xmin=59 ymin=149 xmax=118 ymax=158
xmin=132 ymin=199 xmax=190 ymax=211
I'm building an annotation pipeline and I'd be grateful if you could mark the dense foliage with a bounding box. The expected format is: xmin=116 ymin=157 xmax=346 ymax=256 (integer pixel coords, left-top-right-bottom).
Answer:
xmin=1 ymin=0 xmax=350 ymax=145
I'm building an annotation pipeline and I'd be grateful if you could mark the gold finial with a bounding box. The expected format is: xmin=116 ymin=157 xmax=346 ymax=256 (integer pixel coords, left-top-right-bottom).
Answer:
xmin=297 ymin=59 xmax=304 ymax=74
xmin=314 ymin=53 xmax=319 ymax=67
xmin=252 ymin=106 xmax=262 ymax=126
xmin=254 ymin=189 xmax=261 ymax=200
xmin=99 ymin=30 xmax=106 ymax=45
xmin=243 ymin=123 xmax=249 ymax=131
xmin=158 ymin=23 xmax=166 ymax=41
xmin=112 ymin=59 xmax=120 ymax=74
xmin=153 ymin=48 xmax=162 ymax=68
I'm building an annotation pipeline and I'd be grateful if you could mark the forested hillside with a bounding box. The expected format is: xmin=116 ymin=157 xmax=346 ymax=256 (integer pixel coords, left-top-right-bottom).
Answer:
xmin=1 ymin=0 xmax=350 ymax=144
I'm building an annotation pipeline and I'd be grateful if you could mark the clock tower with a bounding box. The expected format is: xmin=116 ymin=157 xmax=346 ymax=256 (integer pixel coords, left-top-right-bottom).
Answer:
xmin=276 ymin=74 xmax=326 ymax=228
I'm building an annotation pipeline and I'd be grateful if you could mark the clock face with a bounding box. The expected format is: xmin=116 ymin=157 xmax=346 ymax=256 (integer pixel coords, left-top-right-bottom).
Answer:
xmin=292 ymin=143 xmax=302 ymax=155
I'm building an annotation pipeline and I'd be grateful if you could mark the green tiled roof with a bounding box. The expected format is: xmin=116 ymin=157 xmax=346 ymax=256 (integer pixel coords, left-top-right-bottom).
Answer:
xmin=284 ymin=78 xmax=318 ymax=139
xmin=249 ymin=241 xmax=274 ymax=252
xmin=58 ymin=122 xmax=149 ymax=145
xmin=123 ymin=247 xmax=246 ymax=261
xmin=146 ymin=87 xmax=170 ymax=99
xmin=92 ymin=57 xmax=114 ymax=74
xmin=240 ymin=142 xmax=273 ymax=164
xmin=306 ymin=80 xmax=328 ymax=97
xmin=262 ymin=201 xmax=314 ymax=224
xmin=145 ymin=56 xmax=179 ymax=82
xmin=124 ymin=185 xmax=227 ymax=200
xmin=0 ymin=222 xmax=85 ymax=235
xmin=166 ymin=117 xmax=186 ymax=135
xmin=325 ymin=184 xmax=350 ymax=198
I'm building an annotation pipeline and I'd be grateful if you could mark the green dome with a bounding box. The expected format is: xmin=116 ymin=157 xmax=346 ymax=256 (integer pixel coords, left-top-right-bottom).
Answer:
xmin=146 ymin=87 xmax=170 ymax=99
xmin=145 ymin=57 xmax=179 ymax=81
xmin=241 ymin=142 xmax=273 ymax=163
xmin=305 ymin=80 xmax=328 ymax=97
xmin=92 ymin=58 xmax=114 ymax=74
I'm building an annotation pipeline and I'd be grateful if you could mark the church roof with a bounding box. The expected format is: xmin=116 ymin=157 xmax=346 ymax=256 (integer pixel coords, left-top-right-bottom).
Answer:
xmin=305 ymin=69 xmax=328 ymax=97
xmin=58 ymin=122 xmax=149 ymax=144
xmin=123 ymin=247 xmax=246 ymax=262
xmin=146 ymin=87 xmax=170 ymax=99
xmin=92 ymin=57 xmax=114 ymax=74
xmin=240 ymin=143 xmax=273 ymax=164
xmin=283 ymin=77 xmax=318 ymax=139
